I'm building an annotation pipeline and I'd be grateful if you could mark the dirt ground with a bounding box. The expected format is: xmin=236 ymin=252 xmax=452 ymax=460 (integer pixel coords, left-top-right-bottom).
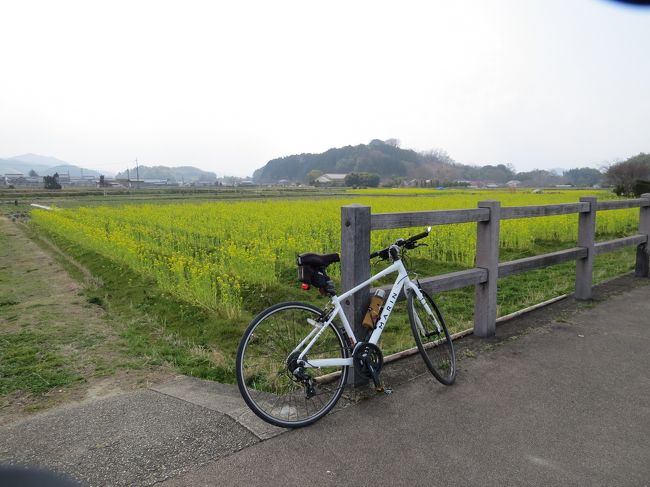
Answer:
xmin=0 ymin=216 xmax=175 ymax=425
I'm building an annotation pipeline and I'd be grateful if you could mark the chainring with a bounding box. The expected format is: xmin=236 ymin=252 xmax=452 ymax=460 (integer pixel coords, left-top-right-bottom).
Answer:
xmin=352 ymin=342 xmax=384 ymax=378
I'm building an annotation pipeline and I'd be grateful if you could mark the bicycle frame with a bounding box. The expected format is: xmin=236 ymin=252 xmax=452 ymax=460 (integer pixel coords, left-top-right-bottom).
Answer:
xmin=294 ymin=258 xmax=435 ymax=369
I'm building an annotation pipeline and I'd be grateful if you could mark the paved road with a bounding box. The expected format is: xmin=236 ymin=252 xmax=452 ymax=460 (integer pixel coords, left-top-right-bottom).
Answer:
xmin=1 ymin=275 xmax=649 ymax=486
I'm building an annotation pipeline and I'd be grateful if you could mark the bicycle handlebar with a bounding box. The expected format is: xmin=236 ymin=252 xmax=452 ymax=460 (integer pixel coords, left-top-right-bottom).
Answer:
xmin=369 ymin=226 xmax=431 ymax=259
xmin=405 ymin=228 xmax=430 ymax=244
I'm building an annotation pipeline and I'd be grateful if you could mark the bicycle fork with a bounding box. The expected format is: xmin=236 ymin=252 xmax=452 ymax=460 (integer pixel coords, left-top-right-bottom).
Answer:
xmin=412 ymin=288 xmax=443 ymax=337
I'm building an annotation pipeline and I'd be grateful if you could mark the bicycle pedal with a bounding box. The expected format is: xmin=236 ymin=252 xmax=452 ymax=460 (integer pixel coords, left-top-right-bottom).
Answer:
xmin=375 ymin=385 xmax=392 ymax=395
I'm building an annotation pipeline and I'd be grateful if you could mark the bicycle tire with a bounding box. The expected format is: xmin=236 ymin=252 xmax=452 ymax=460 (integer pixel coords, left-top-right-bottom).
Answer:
xmin=236 ymin=302 xmax=349 ymax=428
xmin=407 ymin=290 xmax=456 ymax=385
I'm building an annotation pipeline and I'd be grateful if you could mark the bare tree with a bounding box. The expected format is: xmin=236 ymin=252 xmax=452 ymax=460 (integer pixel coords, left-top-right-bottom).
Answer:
xmin=605 ymin=153 xmax=650 ymax=196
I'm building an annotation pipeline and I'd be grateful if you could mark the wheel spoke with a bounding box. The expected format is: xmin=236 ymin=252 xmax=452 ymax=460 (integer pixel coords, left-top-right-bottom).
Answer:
xmin=408 ymin=291 xmax=456 ymax=385
xmin=236 ymin=303 xmax=348 ymax=428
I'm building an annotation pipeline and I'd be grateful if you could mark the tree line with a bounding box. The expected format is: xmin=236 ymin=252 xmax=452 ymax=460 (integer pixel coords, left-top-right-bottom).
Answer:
xmin=254 ymin=138 xmax=617 ymax=188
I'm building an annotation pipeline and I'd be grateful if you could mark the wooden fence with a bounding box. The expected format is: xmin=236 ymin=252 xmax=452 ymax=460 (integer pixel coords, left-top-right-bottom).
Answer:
xmin=340 ymin=194 xmax=650 ymax=342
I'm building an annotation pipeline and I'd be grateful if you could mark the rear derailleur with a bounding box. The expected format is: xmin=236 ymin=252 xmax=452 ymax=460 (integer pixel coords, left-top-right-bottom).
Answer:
xmin=287 ymin=351 xmax=316 ymax=398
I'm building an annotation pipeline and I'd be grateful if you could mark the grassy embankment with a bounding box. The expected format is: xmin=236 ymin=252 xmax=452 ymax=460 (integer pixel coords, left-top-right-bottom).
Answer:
xmin=0 ymin=216 xmax=175 ymax=419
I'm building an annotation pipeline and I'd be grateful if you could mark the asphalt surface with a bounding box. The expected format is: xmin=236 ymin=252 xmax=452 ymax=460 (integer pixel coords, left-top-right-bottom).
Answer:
xmin=1 ymin=274 xmax=649 ymax=486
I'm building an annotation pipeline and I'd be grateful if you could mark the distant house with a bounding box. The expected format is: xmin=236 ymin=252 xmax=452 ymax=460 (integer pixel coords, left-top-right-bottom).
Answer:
xmin=3 ymin=173 xmax=41 ymax=187
xmin=65 ymin=176 xmax=98 ymax=187
xmin=113 ymin=178 xmax=171 ymax=188
xmin=140 ymin=179 xmax=172 ymax=187
xmin=506 ymin=180 xmax=521 ymax=188
xmin=315 ymin=173 xmax=347 ymax=186
xmin=399 ymin=179 xmax=418 ymax=188
xmin=3 ymin=173 xmax=24 ymax=186
xmin=195 ymin=180 xmax=215 ymax=187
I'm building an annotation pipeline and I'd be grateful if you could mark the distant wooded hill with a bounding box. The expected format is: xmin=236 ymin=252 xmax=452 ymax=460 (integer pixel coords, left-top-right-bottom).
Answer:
xmin=253 ymin=139 xmax=451 ymax=183
xmin=253 ymin=139 xmax=604 ymax=187
xmin=0 ymin=154 xmax=102 ymax=177
xmin=115 ymin=165 xmax=217 ymax=183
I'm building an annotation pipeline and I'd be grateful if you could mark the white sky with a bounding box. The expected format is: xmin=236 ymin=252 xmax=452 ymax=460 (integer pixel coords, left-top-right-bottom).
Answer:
xmin=1 ymin=0 xmax=648 ymax=176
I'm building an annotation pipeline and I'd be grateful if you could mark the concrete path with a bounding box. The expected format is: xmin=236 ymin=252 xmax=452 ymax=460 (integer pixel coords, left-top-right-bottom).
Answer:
xmin=1 ymin=275 xmax=649 ymax=486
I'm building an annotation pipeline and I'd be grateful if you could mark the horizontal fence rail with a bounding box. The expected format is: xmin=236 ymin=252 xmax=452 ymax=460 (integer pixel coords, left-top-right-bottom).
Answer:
xmin=341 ymin=194 xmax=650 ymax=350
xmin=497 ymin=247 xmax=588 ymax=278
xmin=500 ymin=202 xmax=590 ymax=219
xmin=372 ymin=268 xmax=488 ymax=301
xmin=370 ymin=208 xmax=490 ymax=230
xmin=596 ymin=198 xmax=650 ymax=211
xmin=594 ymin=235 xmax=647 ymax=255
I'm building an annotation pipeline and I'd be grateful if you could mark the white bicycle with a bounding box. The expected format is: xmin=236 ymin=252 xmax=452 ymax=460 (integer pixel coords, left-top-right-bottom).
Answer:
xmin=236 ymin=227 xmax=456 ymax=428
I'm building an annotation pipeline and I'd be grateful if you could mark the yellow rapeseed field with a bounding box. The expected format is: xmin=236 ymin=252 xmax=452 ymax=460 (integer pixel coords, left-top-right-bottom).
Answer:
xmin=31 ymin=189 xmax=637 ymax=316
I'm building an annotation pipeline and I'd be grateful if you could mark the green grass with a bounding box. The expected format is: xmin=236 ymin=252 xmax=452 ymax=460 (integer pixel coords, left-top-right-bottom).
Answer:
xmin=0 ymin=220 xmax=173 ymax=410
xmin=37 ymin=229 xmax=244 ymax=383
xmin=0 ymin=332 xmax=83 ymax=395
xmin=0 ymin=223 xmax=85 ymax=397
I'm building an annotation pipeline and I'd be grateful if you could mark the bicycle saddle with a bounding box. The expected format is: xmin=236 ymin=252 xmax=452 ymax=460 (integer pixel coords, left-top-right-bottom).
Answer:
xmin=297 ymin=253 xmax=340 ymax=267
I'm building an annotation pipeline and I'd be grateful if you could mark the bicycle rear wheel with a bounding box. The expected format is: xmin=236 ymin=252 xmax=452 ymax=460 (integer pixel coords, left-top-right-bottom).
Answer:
xmin=236 ymin=302 xmax=349 ymax=428
xmin=407 ymin=290 xmax=456 ymax=385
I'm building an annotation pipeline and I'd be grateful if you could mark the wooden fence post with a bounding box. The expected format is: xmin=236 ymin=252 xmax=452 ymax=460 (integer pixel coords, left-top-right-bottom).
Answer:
xmin=636 ymin=193 xmax=650 ymax=277
xmin=575 ymin=196 xmax=597 ymax=300
xmin=474 ymin=200 xmax=500 ymax=338
xmin=341 ymin=204 xmax=371 ymax=385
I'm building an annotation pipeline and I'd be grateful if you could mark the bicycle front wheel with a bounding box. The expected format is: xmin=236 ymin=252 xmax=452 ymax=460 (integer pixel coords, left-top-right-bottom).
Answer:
xmin=407 ymin=290 xmax=456 ymax=385
xmin=236 ymin=302 xmax=349 ymax=428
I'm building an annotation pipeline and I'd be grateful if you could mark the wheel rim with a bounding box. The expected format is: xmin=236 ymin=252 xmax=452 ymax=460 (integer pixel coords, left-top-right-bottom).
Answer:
xmin=238 ymin=304 xmax=348 ymax=426
xmin=410 ymin=294 xmax=456 ymax=384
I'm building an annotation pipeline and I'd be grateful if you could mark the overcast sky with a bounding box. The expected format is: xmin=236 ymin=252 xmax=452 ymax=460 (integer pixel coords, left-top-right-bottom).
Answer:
xmin=1 ymin=0 xmax=648 ymax=177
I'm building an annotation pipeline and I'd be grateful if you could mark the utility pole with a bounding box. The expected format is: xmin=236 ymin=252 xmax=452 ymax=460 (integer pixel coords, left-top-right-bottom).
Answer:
xmin=135 ymin=158 xmax=140 ymax=189
xmin=127 ymin=168 xmax=131 ymax=188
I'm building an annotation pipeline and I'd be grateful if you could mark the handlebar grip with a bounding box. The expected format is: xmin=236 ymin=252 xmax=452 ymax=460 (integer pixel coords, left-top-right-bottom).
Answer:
xmin=371 ymin=228 xmax=429 ymax=259
xmin=370 ymin=248 xmax=390 ymax=260
xmin=407 ymin=228 xmax=430 ymax=243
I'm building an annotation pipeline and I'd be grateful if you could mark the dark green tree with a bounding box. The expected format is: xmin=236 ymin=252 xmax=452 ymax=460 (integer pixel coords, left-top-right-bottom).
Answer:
xmin=344 ymin=172 xmax=380 ymax=187
xmin=516 ymin=169 xmax=562 ymax=187
xmin=461 ymin=164 xmax=516 ymax=183
xmin=563 ymin=167 xmax=603 ymax=187
xmin=344 ymin=172 xmax=361 ymax=187
xmin=633 ymin=180 xmax=650 ymax=197
xmin=306 ymin=169 xmax=323 ymax=185
xmin=361 ymin=172 xmax=380 ymax=187
xmin=43 ymin=172 xmax=61 ymax=190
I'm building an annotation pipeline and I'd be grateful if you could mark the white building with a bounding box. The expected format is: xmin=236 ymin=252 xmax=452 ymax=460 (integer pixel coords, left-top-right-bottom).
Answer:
xmin=315 ymin=173 xmax=347 ymax=186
